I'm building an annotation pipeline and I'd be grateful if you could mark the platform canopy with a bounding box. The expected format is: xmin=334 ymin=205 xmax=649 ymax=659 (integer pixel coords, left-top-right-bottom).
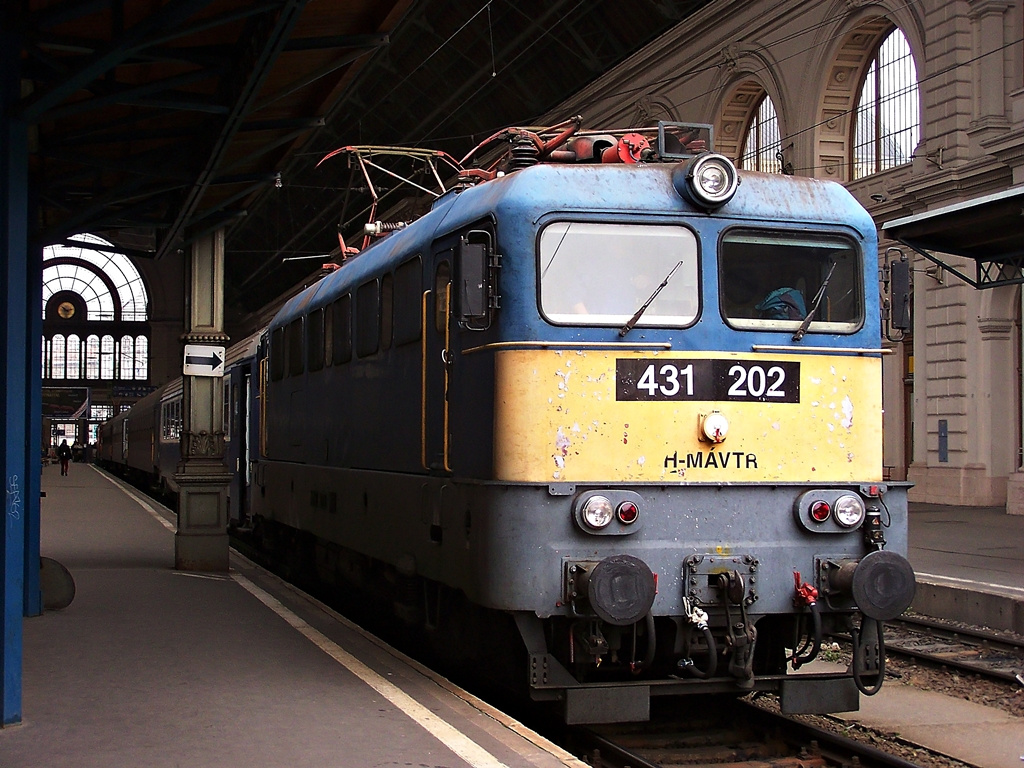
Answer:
xmin=16 ymin=0 xmax=716 ymax=324
xmin=882 ymin=186 xmax=1024 ymax=289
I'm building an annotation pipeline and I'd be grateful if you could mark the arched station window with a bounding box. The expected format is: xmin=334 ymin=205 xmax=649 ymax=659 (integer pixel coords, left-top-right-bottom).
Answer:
xmin=42 ymin=233 xmax=150 ymax=383
xmin=739 ymin=93 xmax=782 ymax=173
xmin=852 ymin=28 xmax=919 ymax=179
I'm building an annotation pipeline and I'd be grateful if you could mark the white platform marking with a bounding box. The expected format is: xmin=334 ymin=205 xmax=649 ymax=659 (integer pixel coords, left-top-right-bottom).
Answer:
xmin=232 ymin=572 xmax=512 ymax=768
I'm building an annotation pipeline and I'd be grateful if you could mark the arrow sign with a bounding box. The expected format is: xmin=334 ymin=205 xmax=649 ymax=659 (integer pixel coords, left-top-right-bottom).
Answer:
xmin=183 ymin=344 xmax=225 ymax=377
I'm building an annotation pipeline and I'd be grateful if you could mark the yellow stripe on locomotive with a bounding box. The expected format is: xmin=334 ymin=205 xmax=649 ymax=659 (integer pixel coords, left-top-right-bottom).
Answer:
xmin=493 ymin=349 xmax=881 ymax=483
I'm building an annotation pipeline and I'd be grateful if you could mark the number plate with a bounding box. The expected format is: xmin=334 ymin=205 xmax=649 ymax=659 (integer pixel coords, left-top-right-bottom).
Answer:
xmin=616 ymin=359 xmax=800 ymax=402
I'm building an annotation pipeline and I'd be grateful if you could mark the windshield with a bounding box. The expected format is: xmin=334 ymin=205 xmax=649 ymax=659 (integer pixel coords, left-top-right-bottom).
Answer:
xmin=719 ymin=230 xmax=862 ymax=333
xmin=539 ymin=222 xmax=699 ymax=326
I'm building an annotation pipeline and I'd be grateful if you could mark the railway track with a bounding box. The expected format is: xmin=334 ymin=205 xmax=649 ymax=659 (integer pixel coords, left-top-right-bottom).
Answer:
xmin=565 ymin=697 xmax=924 ymax=768
xmin=881 ymin=615 xmax=1024 ymax=683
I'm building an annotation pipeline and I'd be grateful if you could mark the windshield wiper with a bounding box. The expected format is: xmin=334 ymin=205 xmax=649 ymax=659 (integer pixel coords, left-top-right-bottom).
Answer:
xmin=792 ymin=260 xmax=838 ymax=342
xmin=619 ymin=260 xmax=684 ymax=337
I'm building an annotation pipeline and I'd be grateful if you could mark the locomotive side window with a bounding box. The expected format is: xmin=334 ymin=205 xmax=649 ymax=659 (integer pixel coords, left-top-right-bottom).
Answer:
xmin=307 ymin=308 xmax=325 ymax=372
xmin=539 ymin=222 xmax=699 ymax=326
xmin=270 ymin=327 xmax=285 ymax=381
xmin=356 ymin=279 xmax=380 ymax=357
xmin=331 ymin=294 xmax=352 ymax=365
xmin=394 ymin=256 xmax=422 ymax=346
xmin=434 ymin=262 xmax=451 ymax=332
xmin=381 ymin=273 xmax=394 ymax=352
xmin=285 ymin=318 xmax=303 ymax=377
xmin=719 ymin=230 xmax=862 ymax=333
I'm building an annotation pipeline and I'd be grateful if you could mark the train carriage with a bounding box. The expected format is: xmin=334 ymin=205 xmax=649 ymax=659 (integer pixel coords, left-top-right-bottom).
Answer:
xmin=252 ymin=124 xmax=916 ymax=724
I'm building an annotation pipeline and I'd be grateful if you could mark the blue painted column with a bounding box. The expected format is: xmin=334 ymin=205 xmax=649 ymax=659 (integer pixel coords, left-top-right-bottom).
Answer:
xmin=1 ymin=24 xmax=30 ymax=726
xmin=25 ymin=239 xmax=42 ymax=620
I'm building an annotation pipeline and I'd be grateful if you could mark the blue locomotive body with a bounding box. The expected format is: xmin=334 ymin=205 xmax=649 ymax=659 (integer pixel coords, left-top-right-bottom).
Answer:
xmin=101 ymin=135 xmax=916 ymax=724
xmin=251 ymin=153 xmax=914 ymax=722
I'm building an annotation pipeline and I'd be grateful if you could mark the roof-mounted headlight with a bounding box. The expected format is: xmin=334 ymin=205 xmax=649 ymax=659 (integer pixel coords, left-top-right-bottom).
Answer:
xmin=672 ymin=153 xmax=739 ymax=210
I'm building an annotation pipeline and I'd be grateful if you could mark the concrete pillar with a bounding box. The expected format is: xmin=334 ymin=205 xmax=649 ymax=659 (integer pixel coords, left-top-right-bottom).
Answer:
xmin=174 ymin=230 xmax=231 ymax=571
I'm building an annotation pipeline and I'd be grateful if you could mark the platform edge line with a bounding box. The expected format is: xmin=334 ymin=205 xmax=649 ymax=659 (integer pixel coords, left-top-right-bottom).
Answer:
xmin=230 ymin=570 xmax=513 ymax=768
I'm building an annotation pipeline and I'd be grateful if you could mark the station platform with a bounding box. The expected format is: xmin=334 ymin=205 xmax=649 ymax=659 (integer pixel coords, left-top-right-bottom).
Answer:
xmin=2 ymin=464 xmax=1023 ymax=767
xmin=1 ymin=463 xmax=586 ymax=768
xmin=906 ymin=502 xmax=1024 ymax=634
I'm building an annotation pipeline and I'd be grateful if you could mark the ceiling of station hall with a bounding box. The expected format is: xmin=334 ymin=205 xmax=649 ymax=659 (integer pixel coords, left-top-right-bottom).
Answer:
xmin=16 ymin=0 xmax=712 ymax=327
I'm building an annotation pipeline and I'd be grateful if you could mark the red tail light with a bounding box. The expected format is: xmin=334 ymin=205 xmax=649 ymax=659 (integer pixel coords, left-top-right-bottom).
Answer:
xmin=809 ymin=501 xmax=831 ymax=522
xmin=616 ymin=501 xmax=639 ymax=524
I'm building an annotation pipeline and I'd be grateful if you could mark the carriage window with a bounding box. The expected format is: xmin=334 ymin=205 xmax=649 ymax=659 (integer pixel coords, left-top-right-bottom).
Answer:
xmin=270 ymin=327 xmax=285 ymax=381
xmin=381 ymin=273 xmax=394 ymax=351
xmin=307 ymin=308 xmax=325 ymax=371
xmin=719 ymin=230 xmax=862 ymax=333
xmin=394 ymin=256 xmax=422 ymax=346
xmin=539 ymin=222 xmax=699 ymax=326
xmin=331 ymin=295 xmax=352 ymax=365
xmin=356 ymin=280 xmax=379 ymax=357
xmin=286 ymin=318 xmax=304 ymax=376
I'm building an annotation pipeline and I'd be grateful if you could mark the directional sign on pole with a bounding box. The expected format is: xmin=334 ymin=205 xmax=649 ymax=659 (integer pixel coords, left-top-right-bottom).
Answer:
xmin=183 ymin=344 xmax=225 ymax=377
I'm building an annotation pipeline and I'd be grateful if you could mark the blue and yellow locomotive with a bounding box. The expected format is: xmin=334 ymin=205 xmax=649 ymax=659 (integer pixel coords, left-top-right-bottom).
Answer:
xmin=252 ymin=123 xmax=915 ymax=723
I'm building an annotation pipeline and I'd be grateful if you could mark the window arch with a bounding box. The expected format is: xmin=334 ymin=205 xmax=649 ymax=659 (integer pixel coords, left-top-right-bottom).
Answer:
xmin=42 ymin=233 xmax=148 ymax=322
xmin=716 ymin=79 xmax=784 ymax=170
xmin=852 ymin=27 xmax=919 ymax=179
xmin=739 ymin=94 xmax=782 ymax=173
xmin=41 ymin=233 xmax=151 ymax=385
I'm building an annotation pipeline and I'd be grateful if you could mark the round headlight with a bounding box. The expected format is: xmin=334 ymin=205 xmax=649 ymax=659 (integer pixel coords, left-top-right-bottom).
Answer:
xmin=581 ymin=495 xmax=614 ymax=529
xmin=834 ymin=494 xmax=866 ymax=527
xmin=677 ymin=153 xmax=739 ymax=209
xmin=697 ymin=163 xmax=729 ymax=196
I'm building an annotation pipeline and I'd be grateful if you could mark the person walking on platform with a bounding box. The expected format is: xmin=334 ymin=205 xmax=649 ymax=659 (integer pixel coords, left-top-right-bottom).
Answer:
xmin=57 ymin=439 xmax=72 ymax=476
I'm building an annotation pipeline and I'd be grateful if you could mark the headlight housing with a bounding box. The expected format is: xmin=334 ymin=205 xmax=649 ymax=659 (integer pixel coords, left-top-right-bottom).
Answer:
xmin=834 ymin=494 xmax=866 ymax=527
xmin=673 ymin=153 xmax=740 ymax=210
xmin=581 ymin=495 xmax=614 ymax=529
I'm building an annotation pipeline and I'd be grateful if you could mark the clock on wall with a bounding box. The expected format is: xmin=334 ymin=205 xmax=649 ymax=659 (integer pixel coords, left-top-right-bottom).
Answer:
xmin=57 ymin=301 xmax=76 ymax=319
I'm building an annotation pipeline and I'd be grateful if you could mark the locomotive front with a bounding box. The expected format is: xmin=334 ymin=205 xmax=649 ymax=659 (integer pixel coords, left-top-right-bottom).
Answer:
xmin=461 ymin=145 xmax=916 ymax=723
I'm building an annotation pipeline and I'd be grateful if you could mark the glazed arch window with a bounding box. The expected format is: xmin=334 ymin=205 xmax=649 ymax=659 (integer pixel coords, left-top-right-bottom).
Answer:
xmin=739 ymin=94 xmax=782 ymax=173
xmin=852 ymin=27 xmax=919 ymax=179
xmin=42 ymin=233 xmax=150 ymax=382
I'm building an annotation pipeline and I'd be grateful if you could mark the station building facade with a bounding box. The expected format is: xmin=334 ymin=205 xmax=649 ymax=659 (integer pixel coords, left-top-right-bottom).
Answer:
xmin=554 ymin=0 xmax=1024 ymax=510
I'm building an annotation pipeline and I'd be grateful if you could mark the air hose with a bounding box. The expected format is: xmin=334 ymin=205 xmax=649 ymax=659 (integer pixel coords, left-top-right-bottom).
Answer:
xmin=851 ymin=615 xmax=886 ymax=695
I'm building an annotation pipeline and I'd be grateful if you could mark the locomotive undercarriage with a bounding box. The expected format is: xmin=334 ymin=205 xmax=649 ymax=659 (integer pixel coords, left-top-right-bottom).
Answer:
xmin=250 ymin=514 xmax=889 ymax=724
xmin=520 ymin=572 xmax=877 ymax=723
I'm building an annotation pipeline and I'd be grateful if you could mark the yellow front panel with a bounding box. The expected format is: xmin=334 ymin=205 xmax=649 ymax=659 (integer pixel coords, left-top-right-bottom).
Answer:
xmin=493 ymin=349 xmax=882 ymax=483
